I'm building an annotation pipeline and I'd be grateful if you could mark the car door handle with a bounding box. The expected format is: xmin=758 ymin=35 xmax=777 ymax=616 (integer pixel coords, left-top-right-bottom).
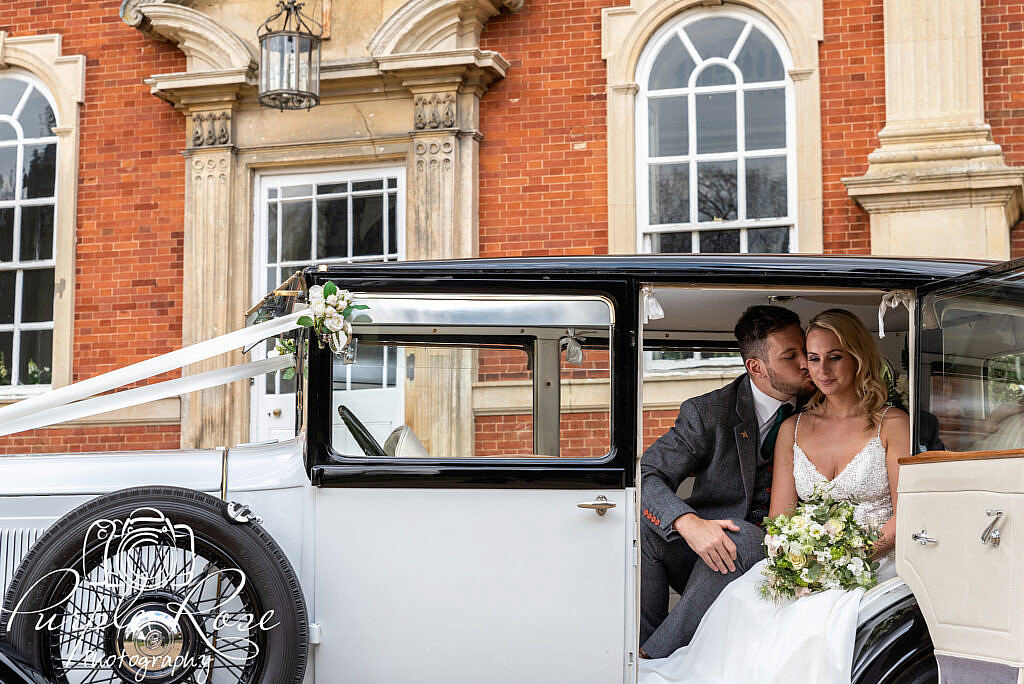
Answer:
xmin=981 ymin=509 xmax=1004 ymax=548
xmin=912 ymin=530 xmax=937 ymax=545
xmin=577 ymin=495 xmax=616 ymax=516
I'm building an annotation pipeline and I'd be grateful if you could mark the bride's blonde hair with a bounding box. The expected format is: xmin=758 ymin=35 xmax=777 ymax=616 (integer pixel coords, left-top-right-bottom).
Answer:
xmin=803 ymin=309 xmax=888 ymax=430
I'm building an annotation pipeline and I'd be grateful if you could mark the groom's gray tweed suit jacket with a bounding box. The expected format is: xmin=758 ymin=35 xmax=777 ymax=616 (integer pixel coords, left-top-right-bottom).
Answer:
xmin=641 ymin=373 xmax=762 ymax=542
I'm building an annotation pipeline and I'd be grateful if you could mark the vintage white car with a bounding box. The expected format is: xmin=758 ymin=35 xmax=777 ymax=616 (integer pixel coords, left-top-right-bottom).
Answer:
xmin=0 ymin=255 xmax=1020 ymax=684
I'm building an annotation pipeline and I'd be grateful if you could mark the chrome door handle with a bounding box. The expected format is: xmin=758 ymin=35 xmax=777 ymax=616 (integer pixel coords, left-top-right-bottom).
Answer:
xmin=981 ymin=509 xmax=1004 ymax=547
xmin=912 ymin=530 xmax=937 ymax=545
xmin=577 ymin=495 xmax=616 ymax=516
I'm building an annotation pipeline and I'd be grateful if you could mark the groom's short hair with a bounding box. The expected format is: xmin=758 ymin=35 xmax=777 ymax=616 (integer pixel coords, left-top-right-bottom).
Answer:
xmin=734 ymin=305 xmax=801 ymax=361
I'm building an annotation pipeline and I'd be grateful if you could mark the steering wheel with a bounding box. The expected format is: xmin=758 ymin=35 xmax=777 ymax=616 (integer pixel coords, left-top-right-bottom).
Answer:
xmin=337 ymin=404 xmax=387 ymax=457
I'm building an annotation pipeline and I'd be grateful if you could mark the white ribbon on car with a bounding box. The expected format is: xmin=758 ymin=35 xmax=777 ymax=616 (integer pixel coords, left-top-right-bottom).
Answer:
xmin=0 ymin=309 xmax=308 ymax=429
xmin=642 ymin=285 xmax=665 ymax=324
xmin=0 ymin=354 xmax=295 ymax=438
xmin=877 ymin=291 xmax=912 ymax=339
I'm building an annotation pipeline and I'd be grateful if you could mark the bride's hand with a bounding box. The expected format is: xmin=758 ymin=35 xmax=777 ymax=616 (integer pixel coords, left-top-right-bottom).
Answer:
xmin=674 ymin=514 xmax=740 ymax=574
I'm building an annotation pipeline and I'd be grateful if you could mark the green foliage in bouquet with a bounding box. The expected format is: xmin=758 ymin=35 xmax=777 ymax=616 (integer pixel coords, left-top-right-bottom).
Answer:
xmin=296 ymin=281 xmax=369 ymax=354
xmin=268 ymin=337 xmax=299 ymax=379
xmin=760 ymin=485 xmax=880 ymax=603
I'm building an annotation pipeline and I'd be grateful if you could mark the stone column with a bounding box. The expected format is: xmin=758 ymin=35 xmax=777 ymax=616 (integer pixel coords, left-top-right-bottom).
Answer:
xmin=180 ymin=107 xmax=250 ymax=449
xmin=844 ymin=0 xmax=1023 ymax=259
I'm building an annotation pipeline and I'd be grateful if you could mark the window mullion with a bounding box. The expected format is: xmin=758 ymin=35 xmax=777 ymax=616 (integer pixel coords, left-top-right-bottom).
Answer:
xmin=309 ymin=196 xmax=316 ymax=263
xmin=729 ymin=22 xmax=753 ymax=62
xmin=688 ymin=88 xmax=697 ymax=233
xmin=11 ymin=269 xmax=22 ymax=385
xmin=11 ymin=85 xmax=33 ymax=122
xmin=347 ymin=186 xmax=354 ymax=263
xmin=382 ymin=190 xmax=390 ymax=259
xmin=736 ymin=80 xmax=747 ymax=223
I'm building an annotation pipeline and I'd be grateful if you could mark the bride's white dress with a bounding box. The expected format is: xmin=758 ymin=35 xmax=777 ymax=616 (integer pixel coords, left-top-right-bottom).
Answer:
xmin=639 ymin=413 xmax=896 ymax=684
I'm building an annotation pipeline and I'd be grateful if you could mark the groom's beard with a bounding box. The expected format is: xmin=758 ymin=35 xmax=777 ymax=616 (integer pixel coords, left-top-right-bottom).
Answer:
xmin=767 ymin=366 xmax=816 ymax=401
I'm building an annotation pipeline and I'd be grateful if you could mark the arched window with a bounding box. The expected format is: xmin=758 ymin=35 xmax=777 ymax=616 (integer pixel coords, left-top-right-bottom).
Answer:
xmin=0 ymin=74 xmax=57 ymax=386
xmin=637 ymin=9 xmax=795 ymax=254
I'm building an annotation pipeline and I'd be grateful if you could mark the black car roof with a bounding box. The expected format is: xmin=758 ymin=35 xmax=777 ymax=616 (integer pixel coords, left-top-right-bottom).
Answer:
xmin=311 ymin=254 xmax=991 ymax=289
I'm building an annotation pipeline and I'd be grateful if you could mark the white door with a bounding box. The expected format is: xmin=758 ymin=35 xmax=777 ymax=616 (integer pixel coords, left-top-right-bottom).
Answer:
xmin=304 ymin=287 xmax=637 ymax=683
xmin=251 ymin=168 xmax=405 ymax=442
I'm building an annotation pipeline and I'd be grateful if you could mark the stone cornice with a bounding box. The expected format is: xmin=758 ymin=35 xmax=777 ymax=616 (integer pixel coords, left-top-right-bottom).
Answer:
xmin=369 ymin=0 xmax=525 ymax=57
xmin=843 ymin=167 xmax=1024 ymax=215
xmin=144 ymin=67 xmax=253 ymax=109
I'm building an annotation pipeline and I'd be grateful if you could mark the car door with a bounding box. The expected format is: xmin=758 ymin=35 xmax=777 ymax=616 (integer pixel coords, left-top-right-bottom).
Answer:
xmin=898 ymin=260 xmax=1024 ymax=678
xmin=302 ymin=276 xmax=639 ymax=684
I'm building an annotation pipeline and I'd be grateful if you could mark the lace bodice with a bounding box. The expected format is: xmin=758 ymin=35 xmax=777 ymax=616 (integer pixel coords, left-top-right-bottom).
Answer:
xmin=792 ymin=410 xmax=893 ymax=528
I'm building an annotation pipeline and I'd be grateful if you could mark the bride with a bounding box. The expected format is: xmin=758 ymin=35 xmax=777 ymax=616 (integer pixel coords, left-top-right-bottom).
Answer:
xmin=639 ymin=309 xmax=910 ymax=684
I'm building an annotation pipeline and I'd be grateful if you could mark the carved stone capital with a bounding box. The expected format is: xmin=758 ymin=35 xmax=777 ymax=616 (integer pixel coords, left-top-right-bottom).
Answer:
xmin=188 ymin=109 xmax=233 ymax=148
xmin=413 ymin=93 xmax=457 ymax=131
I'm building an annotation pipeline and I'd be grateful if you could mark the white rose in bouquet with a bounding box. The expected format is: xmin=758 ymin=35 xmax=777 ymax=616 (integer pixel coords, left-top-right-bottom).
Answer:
xmin=309 ymin=285 xmax=324 ymax=301
xmin=326 ymin=293 xmax=339 ymax=307
xmin=311 ymin=299 xmax=326 ymax=316
xmin=325 ymin=314 xmax=345 ymax=332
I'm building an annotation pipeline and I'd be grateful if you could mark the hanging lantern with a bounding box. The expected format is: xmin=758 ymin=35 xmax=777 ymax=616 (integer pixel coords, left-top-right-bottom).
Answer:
xmin=258 ymin=0 xmax=323 ymax=110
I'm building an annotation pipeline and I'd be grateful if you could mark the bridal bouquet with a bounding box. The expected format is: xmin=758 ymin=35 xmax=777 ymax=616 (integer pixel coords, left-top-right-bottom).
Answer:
xmin=760 ymin=486 xmax=880 ymax=602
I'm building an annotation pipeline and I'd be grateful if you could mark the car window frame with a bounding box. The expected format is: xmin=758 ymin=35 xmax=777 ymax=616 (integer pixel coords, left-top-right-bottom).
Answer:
xmin=302 ymin=275 xmax=638 ymax=490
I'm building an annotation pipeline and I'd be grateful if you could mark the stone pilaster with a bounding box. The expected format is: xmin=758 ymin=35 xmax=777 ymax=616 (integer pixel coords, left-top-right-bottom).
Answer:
xmin=844 ymin=0 xmax=1024 ymax=259
xmin=180 ymin=107 xmax=249 ymax=449
xmin=404 ymin=84 xmax=477 ymax=454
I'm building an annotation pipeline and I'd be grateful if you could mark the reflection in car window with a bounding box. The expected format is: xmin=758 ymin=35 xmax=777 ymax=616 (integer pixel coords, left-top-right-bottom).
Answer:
xmin=920 ymin=283 xmax=1024 ymax=452
xmin=331 ymin=337 xmax=612 ymax=460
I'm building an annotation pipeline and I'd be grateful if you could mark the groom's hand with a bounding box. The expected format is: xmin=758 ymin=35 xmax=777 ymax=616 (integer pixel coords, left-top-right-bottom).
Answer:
xmin=674 ymin=514 xmax=740 ymax=574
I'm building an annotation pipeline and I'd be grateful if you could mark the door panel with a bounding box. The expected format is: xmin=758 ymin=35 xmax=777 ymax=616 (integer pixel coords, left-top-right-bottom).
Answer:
xmin=903 ymin=260 xmax=1024 ymax=670
xmin=897 ymin=458 xmax=1022 ymax=665
xmin=313 ymin=488 xmax=633 ymax=683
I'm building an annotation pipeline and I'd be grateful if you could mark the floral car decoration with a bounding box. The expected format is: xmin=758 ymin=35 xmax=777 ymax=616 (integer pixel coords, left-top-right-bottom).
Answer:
xmin=301 ymin=282 xmax=368 ymax=354
xmin=760 ymin=485 xmax=881 ymax=602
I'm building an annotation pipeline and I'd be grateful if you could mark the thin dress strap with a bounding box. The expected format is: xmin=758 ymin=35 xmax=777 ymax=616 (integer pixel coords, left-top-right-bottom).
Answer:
xmin=793 ymin=412 xmax=802 ymax=446
xmin=876 ymin=405 xmax=891 ymax=438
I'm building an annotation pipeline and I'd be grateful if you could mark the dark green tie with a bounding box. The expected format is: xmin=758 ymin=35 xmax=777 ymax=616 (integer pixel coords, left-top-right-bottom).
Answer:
xmin=760 ymin=403 xmax=795 ymax=460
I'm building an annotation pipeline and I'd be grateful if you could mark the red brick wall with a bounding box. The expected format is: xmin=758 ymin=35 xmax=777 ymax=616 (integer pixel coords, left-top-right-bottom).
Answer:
xmin=2 ymin=424 xmax=180 ymax=454
xmin=475 ymin=411 xmax=611 ymax=458
xmin=1011 ymin=220 xmax=1024 ymax=259
xmin=982 ymin=0 xmax=1024 ymax=258
xmin=478 ymin=0 xmax=628 ymax=257
xmin=983 ymin=0 xmax=1024 ymax=166
xmin=0 ymin=4 xmax=186 ymax=454
xmin=819 ymin=0 xmax=885 ymax=254
xmin=642 ymin=409 xmax=678 ymax=453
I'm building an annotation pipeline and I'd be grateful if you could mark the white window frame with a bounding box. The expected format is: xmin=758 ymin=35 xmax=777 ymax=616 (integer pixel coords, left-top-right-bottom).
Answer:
xmin=635 ymin=6 xmax=797 ymax=255
xmin=251 ymin=165 xmax=406 ymax=431
xmin=0 ymin=71 xmax=59 ymax=391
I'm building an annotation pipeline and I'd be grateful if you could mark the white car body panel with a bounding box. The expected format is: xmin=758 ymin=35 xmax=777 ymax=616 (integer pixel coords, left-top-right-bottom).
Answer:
xmin=313 ymin=487 xmax=634 ymax=684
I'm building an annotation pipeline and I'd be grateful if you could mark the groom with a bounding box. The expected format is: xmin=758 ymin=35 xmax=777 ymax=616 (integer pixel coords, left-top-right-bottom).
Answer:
xmin=639 ymin=305 xmax=816 ymax=658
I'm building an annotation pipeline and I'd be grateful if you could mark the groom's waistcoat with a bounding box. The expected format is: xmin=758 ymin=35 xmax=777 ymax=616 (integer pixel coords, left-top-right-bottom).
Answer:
xmin=640 ymin=374 xmax=762 ymax=542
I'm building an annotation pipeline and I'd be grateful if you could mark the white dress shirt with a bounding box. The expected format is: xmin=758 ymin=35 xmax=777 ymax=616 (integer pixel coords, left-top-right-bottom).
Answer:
xmin=749 ymin=377 xmax=794 ymax=448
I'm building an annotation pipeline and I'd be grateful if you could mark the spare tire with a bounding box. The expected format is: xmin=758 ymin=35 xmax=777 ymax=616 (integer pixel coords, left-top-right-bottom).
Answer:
xmin=1 ymin=486 xmax=307 ymax=684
